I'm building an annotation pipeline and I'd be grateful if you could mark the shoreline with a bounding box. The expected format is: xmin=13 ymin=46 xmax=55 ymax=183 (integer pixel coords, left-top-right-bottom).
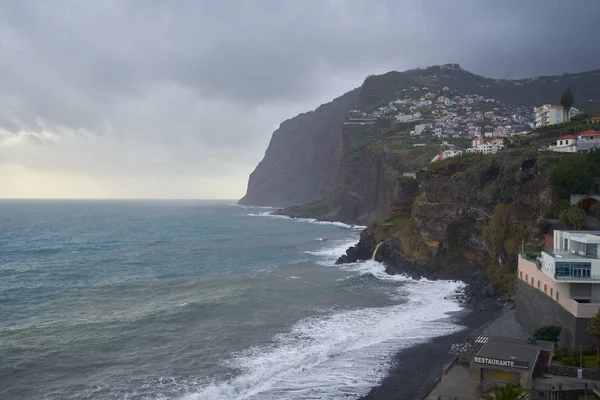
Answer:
xmin=360 ymin=297 xmax=505 ymax=400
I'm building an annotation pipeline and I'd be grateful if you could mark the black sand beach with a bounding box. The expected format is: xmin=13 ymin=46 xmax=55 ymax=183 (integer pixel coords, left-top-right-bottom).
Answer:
xmin=360 ymin=298 xmax=506 ymax=400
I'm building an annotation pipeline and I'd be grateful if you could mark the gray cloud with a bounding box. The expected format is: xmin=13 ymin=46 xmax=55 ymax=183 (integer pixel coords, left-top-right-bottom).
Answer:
xmin=0 ymin=0 xmax=599 ymax=197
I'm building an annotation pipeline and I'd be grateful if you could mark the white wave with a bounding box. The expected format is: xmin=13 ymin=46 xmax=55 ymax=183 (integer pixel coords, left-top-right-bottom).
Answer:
xmin=232 ymin=204 xmax=280 ymax=210
xmin=303 ymin=239 xmax=358 ymax=266
xmin=294 ymin=218 xmax=366 ymax=230
xmin=247 ymin=212 xmax=366 ymax=230
xmin=181 ymin=278 xmax=464 ymax=400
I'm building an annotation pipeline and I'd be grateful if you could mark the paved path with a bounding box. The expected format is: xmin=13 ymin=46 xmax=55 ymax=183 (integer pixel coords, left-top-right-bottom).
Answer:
xmin=425 ymin=364 xmax=479 ymax=400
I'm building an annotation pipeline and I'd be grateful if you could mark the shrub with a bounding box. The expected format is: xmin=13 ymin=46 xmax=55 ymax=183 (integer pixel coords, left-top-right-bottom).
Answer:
xmin=534 ymin=325 xmax=562 ymax=343
xmin=561 ymin=356 xmax=577 ymax=367
xmin=554 ymin=347 xmax=569 ymax=361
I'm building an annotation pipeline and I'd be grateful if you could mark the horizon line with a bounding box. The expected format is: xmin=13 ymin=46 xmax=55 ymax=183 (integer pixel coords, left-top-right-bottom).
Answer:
xmin=0 ymin=197 xmax=241 ymax=201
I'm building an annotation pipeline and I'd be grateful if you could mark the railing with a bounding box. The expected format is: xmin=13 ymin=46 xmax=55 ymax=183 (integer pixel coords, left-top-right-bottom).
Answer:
xmin=554 ymin=274 xmax=600 ymax=281
xmin=547 ymin=250 xmax=598 ymax=260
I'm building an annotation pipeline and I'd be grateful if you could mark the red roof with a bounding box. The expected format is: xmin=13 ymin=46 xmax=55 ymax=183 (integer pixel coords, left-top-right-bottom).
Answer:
xmin=587 ymin=116 xmax=600 ymax=121
xmin=580 ymin=129 xmax=599 ymax=137
xmin=558 ymin=134 xmax=576 ymax=140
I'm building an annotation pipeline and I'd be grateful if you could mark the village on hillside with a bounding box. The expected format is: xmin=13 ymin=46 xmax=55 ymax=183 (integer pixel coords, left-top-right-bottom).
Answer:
xmin=344 ymin=85 xmax=600 ymax=163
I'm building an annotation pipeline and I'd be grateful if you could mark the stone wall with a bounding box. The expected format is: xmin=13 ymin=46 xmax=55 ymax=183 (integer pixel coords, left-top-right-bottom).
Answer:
xmin=516 ymin=280 xmax=595 ymax=350
xmin=546 ymin=364 xmax=600 ymax=380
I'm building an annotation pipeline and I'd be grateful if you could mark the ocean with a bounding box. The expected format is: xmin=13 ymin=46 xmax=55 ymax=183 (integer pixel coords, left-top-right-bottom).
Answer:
xmin=0 ymin=200 xmax=465 ymax=400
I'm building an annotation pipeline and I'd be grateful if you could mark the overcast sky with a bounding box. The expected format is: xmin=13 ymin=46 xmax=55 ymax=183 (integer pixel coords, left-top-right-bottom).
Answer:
xmin=1 ymin=0 xmax=599 ymax=199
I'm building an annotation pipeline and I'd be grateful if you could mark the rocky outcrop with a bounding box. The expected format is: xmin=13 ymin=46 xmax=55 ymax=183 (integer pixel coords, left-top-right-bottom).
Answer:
xmin=337 ymin=151 xmax=557 ymax=290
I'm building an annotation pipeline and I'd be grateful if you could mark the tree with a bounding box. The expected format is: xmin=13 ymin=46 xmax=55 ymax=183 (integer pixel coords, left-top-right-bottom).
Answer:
xmin=534 ymin=325 xmax=562 ymax=343
xmin=587 ymin=310 xmax=600 ymax=367
xmin=480 ymin=383 xmax=529 ymax=400
xmin=561 ymin=87 xmax=575 ymax=122
xmin=558 ymin=205 xmax=586 ymax=229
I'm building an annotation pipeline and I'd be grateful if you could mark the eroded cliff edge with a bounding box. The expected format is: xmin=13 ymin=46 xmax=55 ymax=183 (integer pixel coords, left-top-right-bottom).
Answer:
xmin=337 ymin=151 xmax=557 ymax=289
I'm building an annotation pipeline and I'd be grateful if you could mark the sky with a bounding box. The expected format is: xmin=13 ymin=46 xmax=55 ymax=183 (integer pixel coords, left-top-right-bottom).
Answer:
xmin=1 ymin=0 xmax=600 ymax=199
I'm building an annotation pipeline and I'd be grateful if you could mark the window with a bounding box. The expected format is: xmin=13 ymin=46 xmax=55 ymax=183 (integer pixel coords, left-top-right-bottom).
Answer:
xmin=531 ymin=277 xmax=534 ymax=285
xmin=586 ymin=243 xmax=598 ymax=257
xmin=526 ymin=274 xmax=528 ymax=282
xmin=555 ymin=262 xmax=591 ymax=278
xmin=564 ymin=238 xmax=569 ymax=251
xmin=550 ymin=288 xmax=553 ymax=297
xmin=544 ymin=284 xmax=547 ymax=293
xmin=537 ymin=280 xmax=540 ymax=289
xmin=520 ymin=271 xmax=523 ymax=279
xmin=556 ymin=292 xmax=559 ymax=301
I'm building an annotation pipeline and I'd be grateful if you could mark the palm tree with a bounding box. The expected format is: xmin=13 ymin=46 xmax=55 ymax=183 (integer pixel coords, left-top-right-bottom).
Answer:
xmin=480 ymin=383 xmax=528 ymax=400
xmin=587 ymin=310 xmax=600 ymax=367
xmin=561 ymin=87 xmax=575 ymax=122
xmin=558 ymin=205 xmax=586 ymax=229
xmin=480 ymin=383 xmax=529 ymax=400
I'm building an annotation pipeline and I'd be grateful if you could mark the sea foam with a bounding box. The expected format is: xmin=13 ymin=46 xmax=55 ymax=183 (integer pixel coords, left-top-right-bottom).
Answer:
xmin=182 ymin=273 xmax=464 ymax=400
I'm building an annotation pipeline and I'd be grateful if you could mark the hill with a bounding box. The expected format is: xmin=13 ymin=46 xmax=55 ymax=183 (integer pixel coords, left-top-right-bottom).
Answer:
xmin=239 ymin=64 xmax=600 ymax=223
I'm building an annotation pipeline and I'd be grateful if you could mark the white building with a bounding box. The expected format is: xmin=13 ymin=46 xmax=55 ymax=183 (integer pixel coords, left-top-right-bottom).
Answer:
xmin=467 ymin=138 xmax=504 ymax=155
xmin=548 ymin=134 xmax=577 ymax=153
xmin=519 ymin=230 xmax=600 ymax=317
xmin=395 ymin=112 xmax=422 ymax=123
xmin=517 ymin=230 xmax=600 ymax=350
xmin=534 ymin=105 xmax=580 ymax=128
xmin=534 ymin=105 xmax=564 ymax=128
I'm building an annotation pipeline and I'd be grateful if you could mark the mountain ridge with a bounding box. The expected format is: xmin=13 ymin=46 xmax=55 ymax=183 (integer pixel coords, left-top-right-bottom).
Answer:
xmin=239 ymin=64 xmax=600 ymax=223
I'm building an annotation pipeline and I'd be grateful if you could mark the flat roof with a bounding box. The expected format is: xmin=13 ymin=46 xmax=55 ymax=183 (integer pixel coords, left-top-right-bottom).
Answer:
xmin=472 ymin=336 xmax=554 ymax=372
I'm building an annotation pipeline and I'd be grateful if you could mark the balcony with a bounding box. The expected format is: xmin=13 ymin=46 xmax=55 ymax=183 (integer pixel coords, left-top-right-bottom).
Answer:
xmin=565 ymin=298 xmax=600 ymax=318
xmin=545 ymin=250 xmax=598 ymax=260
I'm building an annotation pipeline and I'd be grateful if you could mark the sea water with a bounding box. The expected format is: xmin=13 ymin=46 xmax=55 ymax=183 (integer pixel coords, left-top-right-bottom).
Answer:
xmin=0 ymin=200 xmax=464 ymax=399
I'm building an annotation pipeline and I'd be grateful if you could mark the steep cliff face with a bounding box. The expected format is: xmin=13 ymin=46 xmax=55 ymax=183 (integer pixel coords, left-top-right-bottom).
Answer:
xmin=338 ymin=151 xmax=557 ymax=282
xmin=240 ymin=64 xmax=600 ymax=220
xmin=238 ymin=89 xmax=358 ymax=206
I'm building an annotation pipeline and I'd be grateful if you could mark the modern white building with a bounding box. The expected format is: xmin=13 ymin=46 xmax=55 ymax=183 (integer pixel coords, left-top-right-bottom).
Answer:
xmin=518 ymin=230 xmax=600 ymax=319
xmin=534 ymin=105 xmax=580 ymax=128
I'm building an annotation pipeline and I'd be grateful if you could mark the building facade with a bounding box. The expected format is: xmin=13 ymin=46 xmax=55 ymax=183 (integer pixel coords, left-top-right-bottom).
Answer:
xmin=535 ymin=105 xmax=564 ymax=128
xmin=516 ymin=230 xmax=600 ymax=349
xmin=549 ymin=134 xmax=577 ymax=153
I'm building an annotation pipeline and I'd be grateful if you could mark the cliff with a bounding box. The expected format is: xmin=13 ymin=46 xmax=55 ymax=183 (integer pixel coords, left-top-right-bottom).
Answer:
xmin=337 ymin=150 xmax=558 ymax=289
xmin=238 ymin=89 xmax=358 ymax=207
xmin=240 ymin=64 xmax=600 ymax=223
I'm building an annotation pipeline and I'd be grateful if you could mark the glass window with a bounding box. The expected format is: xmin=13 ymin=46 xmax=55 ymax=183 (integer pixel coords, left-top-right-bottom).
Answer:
xmin=586 ymin=243 xmax=598 ymax=257
xmin=544 ymin=284 xmax=547 ymax=293
xmin=555 ymin=262 xmax=591 ymax=278
xmin=564 ymin=238 xmax=569 ymax=251
xmin=531 ymin=277 xmax=534 ymax=285
xmin=556 ymin=292 xmax=559 ymax=301
xmin=520 ymin=271 xmax=523 ymax=279
xmin=550 ymin=288 xmax=553 ymax=297
xmin=537 ymin=280 xmax=540 ymax=289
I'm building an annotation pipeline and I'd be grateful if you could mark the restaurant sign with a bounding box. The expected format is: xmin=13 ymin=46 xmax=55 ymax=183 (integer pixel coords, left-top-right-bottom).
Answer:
xmin=473 ymin=356 xmax=529 ymax=370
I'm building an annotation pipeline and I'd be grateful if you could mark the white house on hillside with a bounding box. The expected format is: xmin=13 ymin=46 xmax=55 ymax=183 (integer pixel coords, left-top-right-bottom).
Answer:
xmin=549 ymin=134 xmax=577 ymax=153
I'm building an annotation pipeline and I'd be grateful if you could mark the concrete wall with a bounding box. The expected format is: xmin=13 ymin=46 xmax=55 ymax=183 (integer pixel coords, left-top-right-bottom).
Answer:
xmin=516 ymin=279 xmax=595 ymax=350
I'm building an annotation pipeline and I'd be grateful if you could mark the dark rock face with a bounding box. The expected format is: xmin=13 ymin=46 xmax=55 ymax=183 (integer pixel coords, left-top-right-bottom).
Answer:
xmin=238 ymin=89 xmax=359 ymax=207
xmin=335 ymin=230 xmax=377 ymax=263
